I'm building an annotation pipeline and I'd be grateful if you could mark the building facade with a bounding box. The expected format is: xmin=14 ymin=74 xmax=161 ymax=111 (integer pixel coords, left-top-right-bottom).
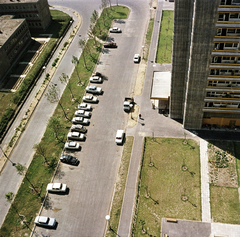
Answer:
xmin=170 ymin=0 xmax=240 ymax=129
xmin=0 ymin=0 xmax=51 ymax=31
xmin=0 ymin=15 xmax=31 ymax=80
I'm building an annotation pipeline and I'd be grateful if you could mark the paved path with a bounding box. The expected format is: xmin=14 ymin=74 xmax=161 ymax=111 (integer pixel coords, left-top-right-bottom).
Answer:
xmin=200 ymin=139 xmax=211 ymax=223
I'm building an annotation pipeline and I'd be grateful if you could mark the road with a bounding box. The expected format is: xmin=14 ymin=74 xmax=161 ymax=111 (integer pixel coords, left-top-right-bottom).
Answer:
xmin=36 ymin=0 xmax=149 ymax=236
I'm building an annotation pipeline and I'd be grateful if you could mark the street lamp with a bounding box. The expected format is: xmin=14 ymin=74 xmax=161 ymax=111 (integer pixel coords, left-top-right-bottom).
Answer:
xmin=105 ymin=215 xmax=111 ymax=230
xmin=70 ymin=20 xmax=73 ymax=32
xmin=0 ymin=146 xmax=15 ymax=166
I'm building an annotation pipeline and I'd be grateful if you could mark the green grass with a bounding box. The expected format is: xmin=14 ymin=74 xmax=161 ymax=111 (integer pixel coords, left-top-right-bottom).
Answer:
xmin=156 ymin=10 xmax=173 ymax=64
xmin=0 ymin=6 xmax=129 ymax=237
xmin=132 ymin=138 xmax=201 ymax=236
xmin=210 ymin=186 xmax=240 ymax=224
xmin=234 ymin=142 xmax=240 ymax=185
xmin=106 ymin=136 xmax=134 ymax=237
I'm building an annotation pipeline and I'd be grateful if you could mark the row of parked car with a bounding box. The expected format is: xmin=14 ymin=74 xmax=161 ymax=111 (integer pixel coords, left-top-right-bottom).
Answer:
xmin=34 ymin=26 xmax=129 ymax=229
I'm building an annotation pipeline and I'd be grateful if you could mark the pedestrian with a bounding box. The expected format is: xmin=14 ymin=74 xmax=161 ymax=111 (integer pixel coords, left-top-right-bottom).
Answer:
xmin=139 ymin=114 xmax=142 ymax=119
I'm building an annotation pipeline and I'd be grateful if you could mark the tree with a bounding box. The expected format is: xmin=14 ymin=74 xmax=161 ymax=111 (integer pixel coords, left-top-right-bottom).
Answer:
xmin=15 ymin=163 xmax=40 ymax=196
xmin=59 ymin=73 xmax=75 ymax=100
xmin=88 ymin=24 xmax=97 ymax=46
xmin=48 ymin=116 xmax=65 ymax=142
xmin=78 ymin=38 xmax=87 ymax=67
xmin=33 ymin=142 xmax=49 ymax=165
xmin=71 ymin=56 xmax=82 ymax=85
xmin=91 ymin=10 xmax=102 ymax=35
xmin=101 ymin=0 xmax=109 ymax=16
xmin=45 ymin=84 xmax=70 ymax=121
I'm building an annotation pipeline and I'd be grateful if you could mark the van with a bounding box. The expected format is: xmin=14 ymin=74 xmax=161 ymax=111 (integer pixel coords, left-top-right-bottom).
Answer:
xmin=115 ymin=130 xmax=124 ymax=145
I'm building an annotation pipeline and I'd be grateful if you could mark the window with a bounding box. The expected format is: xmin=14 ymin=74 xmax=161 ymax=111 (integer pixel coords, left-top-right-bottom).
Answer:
xmin=218 ymin=13 xmax=225 ymax=21
xmin=229 ymin=13 xmax=239 ymax=19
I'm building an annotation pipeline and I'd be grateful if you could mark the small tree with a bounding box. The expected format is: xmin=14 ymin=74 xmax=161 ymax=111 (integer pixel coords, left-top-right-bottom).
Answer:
xmin=59 ymin=73 xmax=75 ymax=100
xmin=78 ymin=38 xmax=87 ymax=67
xmin=71 ymin=56 xmax=82 ymax=85
xmin=45 ymin=84 xmax=70 ymax=121
xmin=48 ymin=116 xmax=65 ymax=142
xmin=91 ymin=10 xmax=102 ymax=35
xmin=88 ymin=24 xmax=97 ymax=46
xmin=15 ymin=163 xmax=40 ymax=196
xmin=5 ymin=192 xmax=22 ymax=220
xmin=33 ymin=142 xmax=49 ymax=165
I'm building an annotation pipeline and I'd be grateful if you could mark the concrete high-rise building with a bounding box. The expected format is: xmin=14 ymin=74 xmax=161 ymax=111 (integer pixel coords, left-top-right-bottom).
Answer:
xmin=170 ymin=0 xmax=240 ymax=129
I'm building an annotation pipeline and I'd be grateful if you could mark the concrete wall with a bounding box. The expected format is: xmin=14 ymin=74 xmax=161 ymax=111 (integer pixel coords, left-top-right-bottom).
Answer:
xmin=183 ymin=0 xmax=221 ymax=129
xmin=170 ymin=0 xmax=194 ymax=119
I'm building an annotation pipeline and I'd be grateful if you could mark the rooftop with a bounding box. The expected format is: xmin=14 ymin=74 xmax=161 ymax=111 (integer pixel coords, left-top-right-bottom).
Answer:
xmin=0 ymin=18 xmax=25 ymax=46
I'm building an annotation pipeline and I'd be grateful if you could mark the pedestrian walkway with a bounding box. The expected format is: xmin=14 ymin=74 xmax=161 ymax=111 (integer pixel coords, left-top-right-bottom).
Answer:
xmin=200 ymin=139 xmax=211 ymax=222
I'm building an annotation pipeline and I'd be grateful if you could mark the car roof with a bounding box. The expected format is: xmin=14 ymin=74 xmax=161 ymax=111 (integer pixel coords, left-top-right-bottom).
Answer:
xmin=39 ymin=216 xmax=48 ymax=223
xmin=72 ymin=132 xmax=79 ymax=136
xmin=89 ymin=85 xmax=96 ymax=89
xmin=52 ymin=183 xmax=61 ymax=189
xmin=69 ymin=142 xmax=76 ymax=146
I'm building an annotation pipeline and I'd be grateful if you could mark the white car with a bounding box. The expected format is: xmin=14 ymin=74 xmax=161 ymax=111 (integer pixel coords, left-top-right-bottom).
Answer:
xmin=65 ymin=141 xmax=81 ymax=150
xmin=71 ymin=125 xmax=87 ymax=133
xmin=109 ymin=27 xmax=121 ymax=33
xmin=74 ymin=110 xmax=91 ymax=118
xmin=86 ymin=85 xmax=102 ymax=94
xmin=133 ymin=54 xmax=141 ymax=63
xmin=83 ymin=95 xmax=98 ymax=103
xmin=72 ymin=117 xmax=89 ymax=125
xmin=115 ymin=130 xmax=125 ymax=145
xmin=78 ymin=103 xmax=92 ymax=111
xmin=34 ymin=216 xmax=56 ymax=227
xmin=47 ymin=183 xmax=67 ymax=193
xmin=90 ymin=76 xmax=103 ymax=83
xmin=67 ymin=132 xmax=85 ymax=141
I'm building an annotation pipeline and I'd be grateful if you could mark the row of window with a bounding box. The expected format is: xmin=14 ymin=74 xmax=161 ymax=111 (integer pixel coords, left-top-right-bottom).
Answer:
xmin=205 ymin=102 xmax=240 ymax=108
xmin=210 ymin=69 xmax=240 ymax=76
xmin=212 ymin=56 xmax=240 ymax=63
xmin=28 ymin=22 xmax=42 ymax=27
xmin=206 ymin=91 xmax=240 ymax=98
xmin=217 ymin=28 xmax=240 ymax=36
xmin=17 ymin=13 xmax=39 ymax=19
xmin=0 ymin=4 xmax=37 ymax=11
xmin=208 ymin=80 xmax=240 ymax=87
xmin=218 ymin=13 xmax=240 ymax=21
xmin=214 ymin=42 xmax=239 ymax=50
xmin=220 ymin=0 xmax=240 ymax=5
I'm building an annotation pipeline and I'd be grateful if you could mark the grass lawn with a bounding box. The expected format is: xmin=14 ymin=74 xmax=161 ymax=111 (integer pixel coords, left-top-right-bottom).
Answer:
xmin=209 ymin=141 xmax=240 ymax=224
xmin=143 ymin=18 xmax=154 ymax=61
xmin=106 ymin=137 xmax=134 ymax=237
xmin=132 ymin=137 xmax=201 ymax=236
xmin=0 ymin=6 xmax=128 ymax=237
xmin=156 ymin=10 xmax=173 ymax=64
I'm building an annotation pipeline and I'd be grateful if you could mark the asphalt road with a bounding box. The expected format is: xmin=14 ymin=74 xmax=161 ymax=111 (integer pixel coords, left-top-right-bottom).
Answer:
xmin=36 ymin=1 xmax=149 ymax=236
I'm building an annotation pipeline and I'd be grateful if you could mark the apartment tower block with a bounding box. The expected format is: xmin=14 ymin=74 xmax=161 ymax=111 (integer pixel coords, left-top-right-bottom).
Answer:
xmin=170 ymin=0 xmax=240 ymax=129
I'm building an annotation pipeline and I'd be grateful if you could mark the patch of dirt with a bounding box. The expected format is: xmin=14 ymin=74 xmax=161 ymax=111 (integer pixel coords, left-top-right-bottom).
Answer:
xmin=208 ymin=142 xmax=238 ymax=188
xmin=134 ymin=63 xmax=147 ymax=96
xmin=52 ymin=207 xmax=62 ymax=213
xmin=127 ymin=105 xmax=139 ymax=127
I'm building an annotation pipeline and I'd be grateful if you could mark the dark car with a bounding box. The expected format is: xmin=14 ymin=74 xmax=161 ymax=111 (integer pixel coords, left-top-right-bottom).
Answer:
xmin=104 ymin=42 xmax=117 ymax=48
xmin=60 ymin=154 xmax=79 ymax=165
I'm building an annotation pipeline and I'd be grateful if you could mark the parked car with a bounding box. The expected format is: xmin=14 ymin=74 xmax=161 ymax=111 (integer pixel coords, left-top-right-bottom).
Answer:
xmin=78 ymin=103 xmax=92 ymax=111
xmin=70 ymin=125 xmax=87 ymax=133
xmin=34 ymin=216 xmax=56 ymax=227
xmin=104 ymin=42 xmax=117 ymax=48
xmin=65 ymin=141 xmax=81 ymax=150
xmin=83 ymin=95 xmax=98 ymax=103
xmin=109 ymin=27 xmax=122 ymax=33
xmin=133 ymin=54 xmax=141 ymax=63
xmin=47 ymin=183 xmax=67 ymax=193
xmin=86 ymin=85 xmax=102 ymax=94
xmin=67 ymin=132 xmax=85 ymax=141
xmin=72 ymin=117 xmax=89 ymax=125
xmin=89 ymin=76 xmax=103 ymax=83
xmin=60 ymin=154 xmax=79 ymax=165
xmin=115 ymin=130 xmax=125 ymax=145
xmin=74 ymin=110 xmax=91 ymax=118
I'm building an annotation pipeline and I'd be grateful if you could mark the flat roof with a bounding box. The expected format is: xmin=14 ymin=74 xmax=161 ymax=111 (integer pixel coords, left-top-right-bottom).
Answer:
xmin=0 ymin=0 xmax=38 ymax=3
xmin=151 ymin=72 xmax=171 ymax=100
xmin=0 ymin=18 xmax=25 ymax=46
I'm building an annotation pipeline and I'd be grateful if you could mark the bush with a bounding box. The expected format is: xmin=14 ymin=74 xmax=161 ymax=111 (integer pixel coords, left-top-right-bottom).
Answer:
xmin=0 ymin=108 xmax=15 ymax=137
